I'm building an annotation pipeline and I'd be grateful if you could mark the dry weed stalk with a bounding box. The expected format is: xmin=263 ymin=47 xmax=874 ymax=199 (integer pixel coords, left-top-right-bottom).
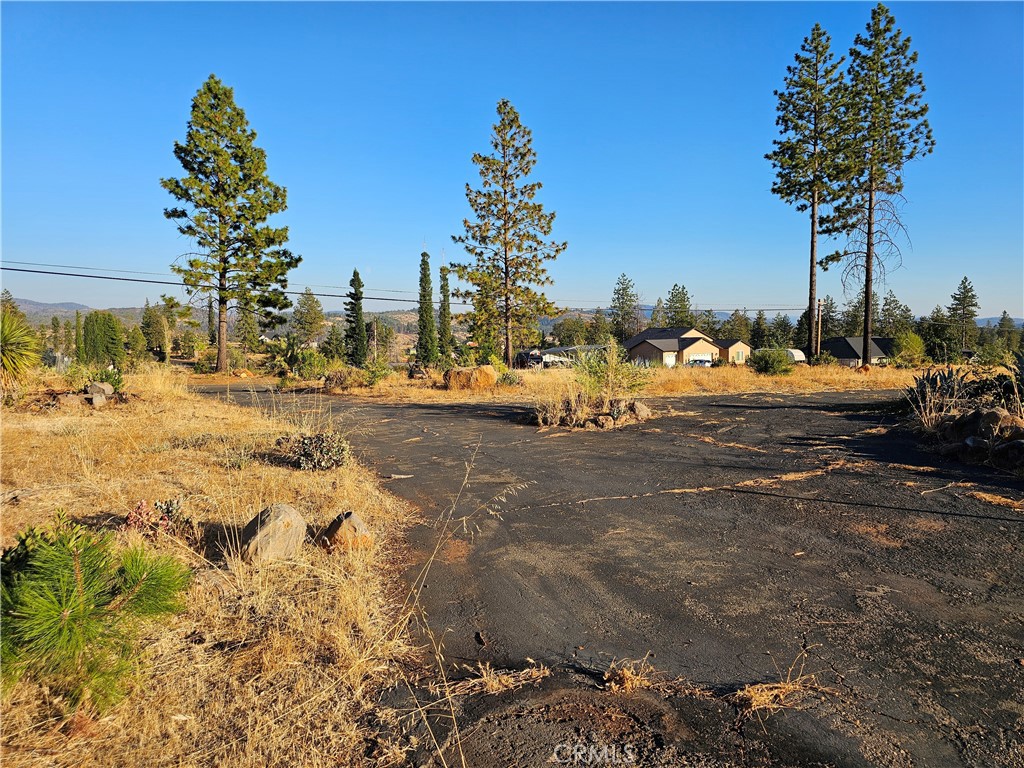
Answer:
xmin=728 ymin=650 xmax=835 ymax=722
xmin=604 ymin=655 xmax=712 ymax=698
xmin=437 ymin=661 xmax=551 ymax=697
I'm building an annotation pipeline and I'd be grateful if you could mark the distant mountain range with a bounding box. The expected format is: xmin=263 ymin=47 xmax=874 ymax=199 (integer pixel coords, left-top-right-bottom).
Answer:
xmin=13 ymin=298 xmax=1021 ymax=331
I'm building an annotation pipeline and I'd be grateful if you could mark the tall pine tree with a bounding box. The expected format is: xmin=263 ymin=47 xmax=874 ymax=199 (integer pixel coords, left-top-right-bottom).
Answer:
xmin=344 ymin=269 xmax=368 ymax=366
xmin=767 ymin=23 xmax=847 ymax=354
xmin=452 ymin=100 xmax=566 ymax=366
xmin=665 ymin=284 xmax=696 ymax=328
xmin=610 ymin=273 xmax=641 ymax=342
xmin=416 ymin=252 xmax=438 ymax=366
xmin=161 ymin=74 xmax=300 ymax=373
xmin=825 ymin=4 xmax=935 ymax=366
xmin=947 ymin=276 xmax=980 ymax=351
xmin=291 ymin=287 xmax=325 ymax=345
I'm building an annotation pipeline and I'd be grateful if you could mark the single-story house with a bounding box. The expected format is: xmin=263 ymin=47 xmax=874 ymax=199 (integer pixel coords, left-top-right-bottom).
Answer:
xmin=715 ymin=338 xmax=751 ymax=364
xmin=820 ymin=337 xmax=895 ymax=367
xmin=625 ymin=328 xmax=720 ymax=367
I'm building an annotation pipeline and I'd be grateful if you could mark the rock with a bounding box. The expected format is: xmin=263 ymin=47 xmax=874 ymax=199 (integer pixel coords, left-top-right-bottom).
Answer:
xmin=88 ymin=393 xmax=107 ymax=408
xmin=594 ymin=415 xmax=615 ymax=430
xmin=239 ymin=503 xmax=308 ymax=563
xmin=991 ymin=440 xmax=1024 ymax=470
xmin=443 ymin=365 xmax=498 ymax=391
xmin=57 ymin=393 xmax=87 ymax=409
xmin=1002 ymin=426 xmax=1024 ymax=443
xmin=86 ymin=382 xmax=115 ymax=397
xmin=632 ymin=401 xmax=652 ymax=421
xmin=317 ymin=511 xmax=373 ymax=552
xmin=613 ymin=411 xmax=635 ymax=427
xmin=948 ymin=410 xmax=985 ymax=443
xmin=963 ymin=436 xmax=991 ymax=455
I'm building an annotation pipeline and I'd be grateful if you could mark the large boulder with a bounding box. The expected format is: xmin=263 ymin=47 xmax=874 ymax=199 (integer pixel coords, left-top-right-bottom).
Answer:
xmin=991 ymin=440 xmax=1024 ymax=470
xmin=631 ymin=401 xmax=653 ymax=421
xmin=317 ymin=511 xmax=373 ymax=552
xmin=86 ymin=382 xmax=115 ymax=397
xmin=239 ymin=504 xmax=308 ymax=563
xmin=443 ymin=365 xmax=498 ymax=391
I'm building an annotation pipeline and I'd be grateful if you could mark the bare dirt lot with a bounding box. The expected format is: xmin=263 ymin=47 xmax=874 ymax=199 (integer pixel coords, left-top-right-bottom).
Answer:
xmin=209 ymin=386 xmax=1024 ymax=767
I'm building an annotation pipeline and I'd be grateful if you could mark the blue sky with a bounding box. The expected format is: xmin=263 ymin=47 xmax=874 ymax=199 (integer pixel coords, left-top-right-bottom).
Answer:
xmin=2 ymin=1 xmax=1022 ymax=318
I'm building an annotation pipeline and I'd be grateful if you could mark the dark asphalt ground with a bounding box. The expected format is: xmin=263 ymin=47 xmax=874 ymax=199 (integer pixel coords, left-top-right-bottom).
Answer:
xmin=206 ymin=386 xmax=1024 ymax=767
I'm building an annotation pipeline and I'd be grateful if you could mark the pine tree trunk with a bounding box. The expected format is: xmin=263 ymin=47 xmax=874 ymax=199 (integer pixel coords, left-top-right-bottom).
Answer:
xmin=503 ymin=250 xmax=512 ymax=368
xmin=808 ymin=190 xmax=818 ymax=356
xmin=217 ymin=270 xmax=229 ymax=373
xmin=862 ymin=187 xmax=875 ymax=367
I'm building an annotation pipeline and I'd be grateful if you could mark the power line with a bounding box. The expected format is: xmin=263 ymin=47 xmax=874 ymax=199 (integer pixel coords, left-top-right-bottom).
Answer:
xmin=0 ymin=266 xmax=473 ymax=306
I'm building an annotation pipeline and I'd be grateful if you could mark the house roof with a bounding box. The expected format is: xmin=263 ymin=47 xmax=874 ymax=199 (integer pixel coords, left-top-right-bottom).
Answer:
xmin=714 ymin=338 xmax=749 ymax=349
xmin=636 ymin=336 xmax=710 ymax=353
xmin=821 ymin=337 xmax=895 ymax=360
xmin=624 ymin=327 xmax=709 ymax=349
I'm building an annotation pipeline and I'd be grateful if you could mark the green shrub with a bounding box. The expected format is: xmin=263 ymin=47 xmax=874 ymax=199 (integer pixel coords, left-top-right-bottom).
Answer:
xmin=497 ymin=370 xmax=524 ymax=387
xmin=295 ymin=350 xmax=329 ymax=380
xmin=1 ymin=513 xmax=190 ymax=713
xmin=93 ymin=367 xmax=125 ymax=393
xmin=279 ymin=432 xmax=351 ymax=471
xmin=195 ymin=346 xmax=246 ymax=373
xmin=574 ymin=339 xmax=651 ymax=411
xmin=364 ymin=356 xmax=393 ymax=386
xmin=749 ymin=349 xmax=794 ymax=375
xmin=1 ymin=308 xmax=41 ymax=390
xmin=809 ymin=351 xmax=838 ymax=366
xmin=892 ymin=330 xmax=926 ymax=368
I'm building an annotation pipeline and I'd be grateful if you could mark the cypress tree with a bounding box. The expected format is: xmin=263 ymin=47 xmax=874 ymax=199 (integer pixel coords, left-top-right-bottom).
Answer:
xmin=438 ymin=265 xmax=454 ymax=365
xmin=344 ymin=270 xmax=368 ymax=366
xmin=452 ymin=99 xmax=566 ymax=366
xmin=767 ymin=23 xmax=847 ymax=354
xmin=416 ymin=252 xmax=438 ymax=366
xmin=82 ymin=312 xmax=125 ymax=368
xmin=161 ymin=74 xmax=300 ymax=373
xmin=74 ymin=311 xmax=83 ymax=363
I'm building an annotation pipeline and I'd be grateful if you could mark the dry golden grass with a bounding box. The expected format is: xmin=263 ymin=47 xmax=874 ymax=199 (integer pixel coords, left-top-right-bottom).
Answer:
xmin=1 ymin=365 xmax=416 ymax=767
xmin=644 ymin=363 xmax=916 ymax=396
xmin=437 ymin=661 xmax=551 ymax=697
xmin=603 ymin=656 xmax=712 ymax=699
xmin=727 ymin=652 xmax=835 ymax=721
xmin=965 ymin=490 xmax=1024 ymax=512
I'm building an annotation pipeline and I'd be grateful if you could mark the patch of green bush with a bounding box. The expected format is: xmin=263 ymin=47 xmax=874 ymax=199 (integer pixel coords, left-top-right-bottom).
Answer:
xmin=295 ymin=350 xmax=329 ymax=380
xmin=809 ymin=351 xmax=838 ymax=366
xmin=278 ymin=432 xmax=351 ymax=471
xmin=1 ymin=513 xmax=191 ymax=713
xmin=749 ymin=349 xmax=794 ymax=375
